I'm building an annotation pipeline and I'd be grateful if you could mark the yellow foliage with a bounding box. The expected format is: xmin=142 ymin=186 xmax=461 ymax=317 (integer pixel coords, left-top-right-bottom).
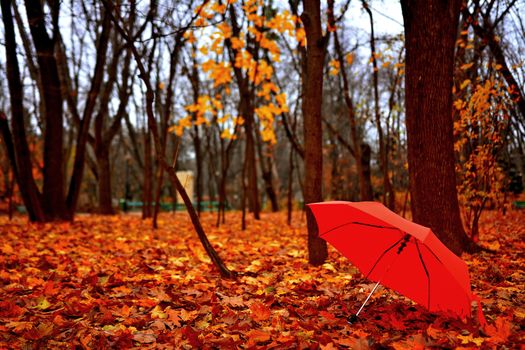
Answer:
xmin=454 ymin=77 xmax=510 ymax=238
xmin=275 ymin=93 xmax=288 ymax=113
xmin=257 ymin=82 xmax=279 ymax=100
xmin=249 ymin=60 xmax=273 ymax=86
xmin=329 ymin=59 xmax=340 ymax=76
xmin=460 ymin=62 xmax=474 ymax=70
xmin=260 ymin=36 xmax=280 ymax=62
xmin=220 ymin=128 xmax=233 ymax=139
xmin=235 ymin=50 xmax=253 ymax=69
xmin=217 ymin=22 xmax=232 ymax=39
xmin=210 ymin=2 xmax=227 ymax=14
xmin=195 ymin=17 xmax=208 ymax=27
xmin=345 ymin=53 xmax=354 ymax=65
xmin=183 ymin=31 xmax=196 ymax=44
xmin=231 ymin=37 xmax=245 ymax=50
xmin=210 ymin=36 xmax=224 ymax=55
xmin=201 ymin=60 xmax=232 ymax=87
xmin=248 ymin=26 xmax=263 ymax=42
xmin=460 ymin=79 xmax=471 ymax=90
xmin=266 ymin=11 xmax=295 ymax=34
xmin=169 ymin=115 xmax=192 ymax=136
xmin=296 ymin=27 xmax=306 ymax=47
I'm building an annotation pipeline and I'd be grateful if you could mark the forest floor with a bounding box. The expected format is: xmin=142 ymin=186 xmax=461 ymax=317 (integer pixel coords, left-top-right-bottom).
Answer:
xmin=0 ymin=209 xmax=523 ymax=349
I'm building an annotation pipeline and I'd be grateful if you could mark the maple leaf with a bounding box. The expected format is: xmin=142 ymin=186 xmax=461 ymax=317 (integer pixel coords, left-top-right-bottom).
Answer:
xmin=133 ymin=331 xmax=157 ymax=344
xmin=5 ymin=321 xmax=33 ymax=333
xmin=485 ymin=316 xmax=512 ymax=344
xmin=33 ymin=296 xmax=51 ymax=310
xmin=250 ymin=301 xmax=271 ymax=322
xmin=0 ymin=301 xmax=24 ymax=318
xmin=245 ymin=329 xmax=271 ymax=347
xmin=457 ymin=334 xmax=485 ymax=346
xmin=221 ymin=295 xmax=245 ymax=308
xmin=182 ymin=326 xmax=203 ymax=347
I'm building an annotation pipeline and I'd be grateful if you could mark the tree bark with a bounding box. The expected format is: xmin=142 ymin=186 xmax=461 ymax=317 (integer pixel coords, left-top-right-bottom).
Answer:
xmin=363 ymin=1 xmax=395 ymax=209
xmin=143 ymin=128 xmax=153 ymax=218
xmin=0 ymin=0 xmax=45 ymax=221
xmin=401 ymin=0 xmax=476 ymax=255
xmin=97 ymin=148 xmax=114 ymax=214
xmin=25 ymin=0 xmax=67 ymax=220
xmin=360 ymin=143 xmax=374 ymax=201
xmin=302 ymin=0 xmax=328 ymax=265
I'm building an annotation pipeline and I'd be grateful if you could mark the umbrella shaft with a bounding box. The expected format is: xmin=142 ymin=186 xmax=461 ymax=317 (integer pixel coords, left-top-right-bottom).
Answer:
xmin=355 ymin=280 xmax=381 ymax=317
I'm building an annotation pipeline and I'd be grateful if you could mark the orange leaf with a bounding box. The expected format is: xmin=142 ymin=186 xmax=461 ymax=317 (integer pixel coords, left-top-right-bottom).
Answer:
xmin=246 ymin=329 xmax=271 ymax=347
xmin=250 ymin=301 xmax=271 ymax=321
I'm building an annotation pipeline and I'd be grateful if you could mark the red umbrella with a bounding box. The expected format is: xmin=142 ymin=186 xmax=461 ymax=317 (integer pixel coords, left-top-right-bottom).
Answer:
xmin=307 ymin=201 xmax=486 ymax=326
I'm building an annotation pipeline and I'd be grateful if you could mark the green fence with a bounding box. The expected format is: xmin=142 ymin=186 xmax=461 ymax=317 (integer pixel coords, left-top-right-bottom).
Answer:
xmin=514 ymin=201 xmax=525 ymax=209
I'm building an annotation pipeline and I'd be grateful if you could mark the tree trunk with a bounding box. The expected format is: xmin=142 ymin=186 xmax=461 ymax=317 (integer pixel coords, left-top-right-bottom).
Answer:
xmin=243 ymin=104 xmax=260 ymax=219
xmin=97 ymin=148 xmax=114 ymax=214
xmin=287 ymin=147 xmax=295 ymax=225
xmin=143 ymin=128 xmax=153 ymax=218
xmin=401 ymin=0 xmax=476 ymax=255
xmin=302 ymin=0 xmax=328 ymax=266
xmin=360 ymin=143 xmax=374 ymax=201
xmin=25 ymin=0 xmax=67 ymax=220
xmin=193 ymin=127 xmax=203 ymax=215
xmin=0 ymin=0 xmax=44 ymax=221
xmin=363 ymin=1 xmax=395 ymax=209
xmin=255 ymin=123 xmax=279 ymax=212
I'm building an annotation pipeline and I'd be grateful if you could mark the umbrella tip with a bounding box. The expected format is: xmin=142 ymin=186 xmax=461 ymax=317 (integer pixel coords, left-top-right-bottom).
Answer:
xmin=347 ymin=314 xmax=359 ymax=325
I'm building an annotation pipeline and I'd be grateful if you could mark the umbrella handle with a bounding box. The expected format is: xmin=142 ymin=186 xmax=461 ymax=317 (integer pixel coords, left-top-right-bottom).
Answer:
xmin=348 ymin=280 xmax=381 ymax=324
xmin=348 ymin=234 xmax=411 ymax=325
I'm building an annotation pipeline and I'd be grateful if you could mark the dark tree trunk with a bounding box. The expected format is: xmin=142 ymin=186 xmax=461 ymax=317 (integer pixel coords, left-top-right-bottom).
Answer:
xmin=302 ymin=0 xmax=328 ymax=265
xmin=0 ymin=0 xmax=44 ymax=221
xmin=287 ymin=148 xmax=295 ymax=225
xmin=401 ymin=0 xmax=476 ymax=255
xmin=193 ymin=127 xmax=203 ymax=214
xmin=243 ymin=100 xmax=260 ymax=219
xmin=25 ymin=0 xmax=67 ymax=220
xmin=97 ymin=148 xmax=114 ymax=214
xmin=360 ymin=143 xmax=374 ymax=201
xmin=255 ymin=123 xmax=279 ymax=212
xmin=143 ymin=128 xmax=153 ymax=218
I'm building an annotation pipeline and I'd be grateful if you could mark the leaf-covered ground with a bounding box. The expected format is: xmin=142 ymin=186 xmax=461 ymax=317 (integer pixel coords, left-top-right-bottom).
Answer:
xmin=0 ymin=210 xmax=523 ymax=349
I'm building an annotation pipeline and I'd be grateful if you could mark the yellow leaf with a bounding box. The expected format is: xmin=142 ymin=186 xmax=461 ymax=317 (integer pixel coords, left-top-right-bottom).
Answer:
xmin=460 ymin=79 xmax=471 ymax=90
xmin=346 ymin=53 xmax=354 ymax=65
xmin=457 ymin=334 xmax=484 ymax=346
xmin=329 ymin=59 xmax=340 ymax=76
xmin=34 ymin=296 xmax=51 ymax=310
xmin=460 ymin=62 xmax=474 ymax=70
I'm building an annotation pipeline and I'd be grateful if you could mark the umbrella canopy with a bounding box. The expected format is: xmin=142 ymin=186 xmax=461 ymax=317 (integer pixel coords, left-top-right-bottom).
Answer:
xmin=307 ymin=201 xmax=481 ymax=320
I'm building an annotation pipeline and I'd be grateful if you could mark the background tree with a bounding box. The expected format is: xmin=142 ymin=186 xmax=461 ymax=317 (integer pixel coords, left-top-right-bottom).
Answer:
xmin=401 ymin=0 xmax=477 ymax=255
xmin=302 ymin=0 xmax=328 ymax=265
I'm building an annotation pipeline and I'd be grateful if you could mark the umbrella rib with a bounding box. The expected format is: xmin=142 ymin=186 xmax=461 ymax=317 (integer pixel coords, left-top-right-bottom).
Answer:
xmin=321 ymin=221 xmax=400 ymax=238
xmin=364 ymin=235 xmax=406 ymax=280
xmin=415 ymin=239 xmax=431 ymax=309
